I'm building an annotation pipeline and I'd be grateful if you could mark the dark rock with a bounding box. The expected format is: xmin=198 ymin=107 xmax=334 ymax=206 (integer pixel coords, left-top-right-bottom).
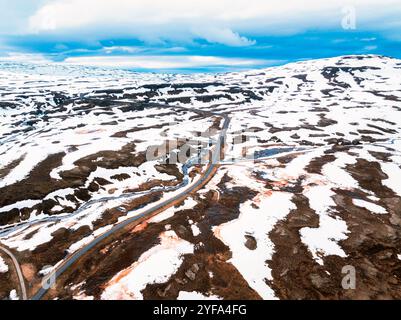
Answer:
xmin=244 ymin=235 xmax=257 ymax=250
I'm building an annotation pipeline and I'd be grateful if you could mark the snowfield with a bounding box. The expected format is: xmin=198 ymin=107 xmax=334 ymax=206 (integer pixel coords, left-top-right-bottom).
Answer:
xmin=1 ymin=54 xmax=401 ymax=300
xmin=0 ymin=255 xmax=8 ymax=273
xmin=101 ymin=231 xmax=194 ymax=300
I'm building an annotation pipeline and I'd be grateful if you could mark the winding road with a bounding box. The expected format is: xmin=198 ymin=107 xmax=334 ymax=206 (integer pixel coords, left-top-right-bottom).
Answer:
xmin=4 ymin=96 xmax=398 ymax=300
xmin=0 ymin=101 xmax=219 ymax=237
xmin=30 ymin=103 xmax=230 ymax=300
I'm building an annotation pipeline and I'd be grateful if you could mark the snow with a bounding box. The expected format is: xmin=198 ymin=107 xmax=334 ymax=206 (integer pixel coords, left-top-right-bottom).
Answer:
xmin=177 ymin=291 xmax=222 ymax=300
xmin=321 ymin=153 xmax=358 ymax=189
xmin=191 ymin=224 xmax=201 ymax=237
xmin=73 ymin=292 xmax=95 ymax=300
xmin=214 ymin=190 xmax=296 ymax=300
xmin=149 ymin=198 xmax=198 ymax=224
xmin=274 ymin=149 xmax=325 ymax=181
xmin=9 ymin=289 xmax=19 ymax=300
xmin=1 ymin=55 xmax=401 ymax=300
xmin=1 ymin=193 xmax=138 ymax=251
xmin=352 ymin=199 xmax=387 ymax=215
xmin=83 ymin=161 xmax=177 ymax=199
xmin=197 ymin=167 xmax=228 ymax=196
xmin=101 ymin=231 xmax=193 ymax=300
xmin=120 ymin=173 xmax=204 ymax=225
xmin=0 ymin=199 xmax=41 ymax=213
xmin=224 ymin=165 xmax=264 ymax=191
xmin=0 ymin=256 xmax=9 ymax=273
xmin=1 ymin=164 xmax=201 ymax=252
xmin=38 ymin=265 xmax=55 ymax=276
xmin=67 ymin=225 xmax=113 ymax=253
xmin=2 ymin=222 xmax=59 ymax=252
xmin=381 ymin=163 xmax=401 ymax=197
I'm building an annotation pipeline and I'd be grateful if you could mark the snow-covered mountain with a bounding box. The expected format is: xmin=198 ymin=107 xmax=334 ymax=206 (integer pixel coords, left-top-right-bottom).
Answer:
xmin=0 ymin=55 xmax=401 ymax=300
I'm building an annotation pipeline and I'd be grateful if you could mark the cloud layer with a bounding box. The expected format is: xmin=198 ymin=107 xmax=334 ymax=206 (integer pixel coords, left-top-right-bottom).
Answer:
xmin=1 ymin=0 xmax=401 ymax=72
xmin=27 ymin=0 xmax=401 ymax=46
xmin=63 ymin=55 xmax=277 ymax=69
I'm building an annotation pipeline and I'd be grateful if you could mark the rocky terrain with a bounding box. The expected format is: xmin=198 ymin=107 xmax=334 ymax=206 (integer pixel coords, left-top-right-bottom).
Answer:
xmin=0 ymin=54 xmax=401 ymax=300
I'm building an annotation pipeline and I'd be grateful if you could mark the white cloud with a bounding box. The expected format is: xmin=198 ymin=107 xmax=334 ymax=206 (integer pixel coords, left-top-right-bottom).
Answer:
xmin=192 ymin=27 xmax=255 ymax=46
xmin=0 ymin=51 xmax=280 ymax=70
xmin=360 ymin=37 xmax=377 ymax=42
xmin=101 ymin=46 xmax=142 ymax=54
xmin=0 ymin=52 xmax=51 ymax=64
xmin=364 ymin=45 xmax=378 ymax=51
xmin=27 ymin=0 xmax=401 ymax=45
xmin=63 ymin=55 xmax=277 ymax=69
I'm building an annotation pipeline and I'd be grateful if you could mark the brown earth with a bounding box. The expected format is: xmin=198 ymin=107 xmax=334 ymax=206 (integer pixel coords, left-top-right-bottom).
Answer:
xmin=267 ymin=150 xmax=401 ymax=299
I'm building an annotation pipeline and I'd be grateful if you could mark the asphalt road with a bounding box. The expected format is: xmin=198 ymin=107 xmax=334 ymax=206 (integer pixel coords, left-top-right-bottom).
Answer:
xmin=0 ymin=101 xmax=220 ymax=237
xmin=30 ymin=105 xmax=230 ymax=300
xmin=0 ymin=246 xmax=27 ymax=300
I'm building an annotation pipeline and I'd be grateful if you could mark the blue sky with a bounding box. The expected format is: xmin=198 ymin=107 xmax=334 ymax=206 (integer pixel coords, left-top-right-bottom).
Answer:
xmin=1 ymin=0 xmax=401 ymax=72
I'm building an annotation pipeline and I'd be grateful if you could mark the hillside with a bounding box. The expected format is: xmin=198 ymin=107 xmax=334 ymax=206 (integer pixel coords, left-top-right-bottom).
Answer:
xmin=0 ymin=55 xmax=401 ymax=300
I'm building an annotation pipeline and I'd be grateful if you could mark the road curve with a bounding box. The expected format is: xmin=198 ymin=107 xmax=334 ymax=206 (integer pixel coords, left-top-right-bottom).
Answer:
xmin=0 ymin=246 xmax=27 ymax=300
xmin=31 ymin=106 xmax=230 ymax=300
xmin=0 ymin=101 xmax=218 ymax=237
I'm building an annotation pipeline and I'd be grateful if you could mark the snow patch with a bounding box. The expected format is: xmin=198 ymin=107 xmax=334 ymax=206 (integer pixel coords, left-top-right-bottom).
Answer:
xmin=177 ymin=291 xmax=222 ymax=300
xmin=352 ymin=199 xmax=387 ymax=214
xmin=0 ymin=256 xmax=9 ymax=273
xmin=214 ymin=191 xmax=295 ymax=300
xmin=9 ymin=289 xmax=19 ymax=300
xmin=300 ymin=185 xmax=349 ymax=265
xmin=101 ymin=231 xmax=193 ymax=300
